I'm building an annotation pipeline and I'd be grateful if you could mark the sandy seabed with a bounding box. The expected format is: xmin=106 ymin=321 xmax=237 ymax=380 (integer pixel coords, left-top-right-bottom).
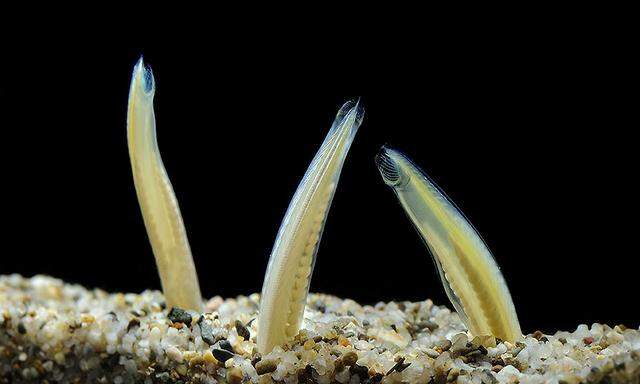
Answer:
xmin=1 ymin=275 xmax=638 ymax=383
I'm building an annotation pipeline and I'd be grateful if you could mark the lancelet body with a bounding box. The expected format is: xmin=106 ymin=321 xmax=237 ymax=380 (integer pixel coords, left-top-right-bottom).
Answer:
xmin=258 ymin=101 xmax=364 ymax=354
xmin=376 ymin=147 xmax=521 ymax=342
xmin=127 ymin=58 xmax=203 ymax=312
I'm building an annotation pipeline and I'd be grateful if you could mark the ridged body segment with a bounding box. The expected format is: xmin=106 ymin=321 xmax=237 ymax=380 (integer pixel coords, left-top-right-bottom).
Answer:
xmin=258 ymin=101 xmax=363 ymax=354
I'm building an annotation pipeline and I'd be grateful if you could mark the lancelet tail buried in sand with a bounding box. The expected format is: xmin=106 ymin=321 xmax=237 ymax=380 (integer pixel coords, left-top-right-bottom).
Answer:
xmin=127 ymin=58 xmax=203 ymax=312
xmin=375 ymin=146 xmax=522 ymax=342
xmin=257 ymin=100 xmax=364 ymax=354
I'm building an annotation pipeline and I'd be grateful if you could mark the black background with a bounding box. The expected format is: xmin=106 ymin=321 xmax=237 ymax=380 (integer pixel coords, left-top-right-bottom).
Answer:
xmin=0 ymin=45 xmax=637 ymax=334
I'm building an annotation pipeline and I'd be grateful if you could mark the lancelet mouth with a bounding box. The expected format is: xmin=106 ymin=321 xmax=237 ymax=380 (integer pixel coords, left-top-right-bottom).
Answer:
xmin=375 ymin=146 xmax=404 ymax=187
xmin=133 ymin=56 xmax=155 ymax=95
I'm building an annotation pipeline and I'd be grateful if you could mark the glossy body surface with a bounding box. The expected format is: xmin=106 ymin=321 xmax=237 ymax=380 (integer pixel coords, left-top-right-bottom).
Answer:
xmin=258 ymin=101 xmax=364 ymax=354
xmin=127 ymin=59 xmax=203 ymax=312
xmin=376 ymin=147 xmax=522 ymax=342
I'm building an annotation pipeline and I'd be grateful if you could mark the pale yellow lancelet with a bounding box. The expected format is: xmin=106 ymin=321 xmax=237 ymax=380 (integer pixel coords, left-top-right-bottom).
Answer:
xmin=257 ymin=101 xmax=364 ymax=354
xmin=127 ymin=58 xmax=203 ymax=312
xmin=375 ymin=147 xmax=522 ymax=342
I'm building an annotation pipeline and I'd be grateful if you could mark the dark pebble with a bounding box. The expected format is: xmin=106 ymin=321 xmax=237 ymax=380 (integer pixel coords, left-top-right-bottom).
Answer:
xmin=167 ymin=307 xmax=192 ymax=327
xmin=532 ymin=330 xmax=544 ymax=340
xmin=255 ymin=359 xmax=277 ymax=375
xmin=199 ymin=321 xmax=216 ymax=345
xmin=367 ymin=373 xmax=384 ymax=383
xmin=219 ymin=339 xmax=234 ymax=353
xmin=17 ymin=322 xmax=26 ymax=334
xmin=211 ymin=348 xmax=234 ymax=362
xmin=491 ymin=357 xmax=505 ymax=367
xmin=235 ymin=320 xmax=250 ymax=340
xmin=350 ymin=364 xmax=369 ymax=378
xmin=297 ymin=364 xmax=314 ymax=382
xmin=127 ymin=318 xmax=140 ymax=332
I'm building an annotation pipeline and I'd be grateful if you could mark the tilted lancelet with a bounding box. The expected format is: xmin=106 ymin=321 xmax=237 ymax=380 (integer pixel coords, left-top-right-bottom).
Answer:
xmin=127 ymin=58 xmax=203 ymax=312
xmin=258 ymin=101 xmax=364 ymax=354
xmin=375 ymin=146 xmax=522 ymax=342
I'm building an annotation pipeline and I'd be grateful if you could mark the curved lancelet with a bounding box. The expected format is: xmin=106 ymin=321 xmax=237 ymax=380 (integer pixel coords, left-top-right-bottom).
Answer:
xmin=376 ymin=147 xmax=522 ymax=342
xmin=257 ymin=101 xmax=364 ymax=354
xmin=127 ymin=58 xmax=203 ymax=312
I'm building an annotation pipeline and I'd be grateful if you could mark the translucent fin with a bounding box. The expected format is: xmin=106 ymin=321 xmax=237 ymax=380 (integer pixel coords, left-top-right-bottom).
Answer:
xmin=375 ymin=147 xmax=522 ymax=342
xmin=257 ymin=100 xmax=364 ymax=354
xmin=127 ymin=57 xmax=203 ymax=312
